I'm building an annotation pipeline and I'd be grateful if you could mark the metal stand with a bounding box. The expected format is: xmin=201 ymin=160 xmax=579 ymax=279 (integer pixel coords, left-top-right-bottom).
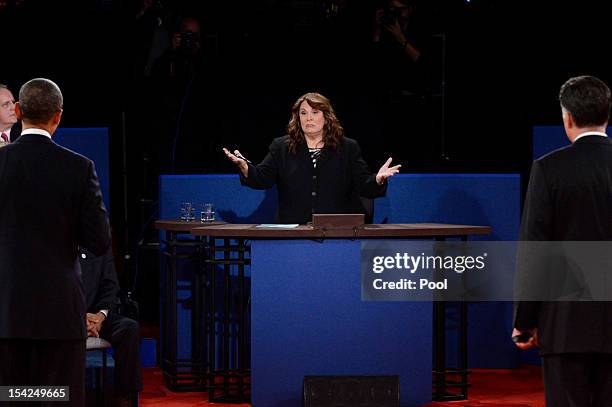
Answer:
xmin=432 ymin=235 xmax=470 ymax=401
xmin=206 ymin=237 xmax=251 ymax=403
xmin=160 ymin=229 xmax=208 ymax=391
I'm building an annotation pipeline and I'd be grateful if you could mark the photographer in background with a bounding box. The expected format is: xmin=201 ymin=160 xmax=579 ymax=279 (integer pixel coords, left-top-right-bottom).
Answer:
xmin=152 ymin=16 xmax=202 ymax=80
xmin=150 ymin=15 xmax=225 ymax=174
xmin=373 ymin=0 xmax=421 ymax=64
xmin=368 ymin=0 xmax=435 ymax=166
xmin=172 ymin=17 xmax=201 ymax=58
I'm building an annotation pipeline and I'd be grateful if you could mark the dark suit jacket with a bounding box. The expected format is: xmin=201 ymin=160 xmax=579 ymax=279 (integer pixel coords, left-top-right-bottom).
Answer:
xmin=0 ymin=133 xmax=110 ymax=340
xmin=242 ymin=136 xmax=387 ymax=224
xmin=80 ymin=248 xmax=119 ymax=314
xmin=8 ymin=121 xmax=21 ymax=143
xmin=514 ymin=135 xmax=612 ymax=355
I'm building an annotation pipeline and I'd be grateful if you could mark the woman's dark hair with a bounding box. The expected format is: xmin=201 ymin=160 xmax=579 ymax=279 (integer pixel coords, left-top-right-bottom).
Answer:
xmin=559 ymin=75 xmax=611 ymax=128
xmin=287 ymin=92 xmax=345 ymax=154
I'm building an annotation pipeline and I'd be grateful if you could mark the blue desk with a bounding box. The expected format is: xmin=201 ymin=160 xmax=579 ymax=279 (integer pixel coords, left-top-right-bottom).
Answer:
xmin=192 ymin=223 xmax=491 ymax=406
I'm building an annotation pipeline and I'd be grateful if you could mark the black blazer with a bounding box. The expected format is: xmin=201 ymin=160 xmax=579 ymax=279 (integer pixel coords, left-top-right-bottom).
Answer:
xmin=0 ymin=134 xmax=111 ymax=340
xmin=242 ymin=136 xmax=386 ymax=224
xmin=8 ymin=121 xmax=21 ymax=143
xmin=80 ymin=247 xmax=119 ymax=315
xmin=514 ymin=135 xmax=612 ymax=355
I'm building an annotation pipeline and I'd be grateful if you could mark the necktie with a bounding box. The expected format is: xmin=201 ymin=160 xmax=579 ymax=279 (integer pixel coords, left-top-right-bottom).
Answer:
xmin=0 ymin=133 xmax=8 ymax=143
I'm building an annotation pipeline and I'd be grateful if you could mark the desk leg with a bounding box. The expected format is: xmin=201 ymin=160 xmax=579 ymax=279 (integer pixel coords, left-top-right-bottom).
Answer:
xmin=160 ymin=231 xmax=207 ymax=391
xmin=432 ymin=298 xmax=446 ymax=399
xmin=161 ymin=231 xmax=179 ymax=388
xmin=432 ymin=235 xmax=470 ymax=401
xmin=223 ymin=238 xmax=231 ymax=396
xmin=238 ymin=238 xmax=247 ymax=399
xmin=208 ymin=237 xmax=217 ymax=400
xmin=458 ymin=236 xmax=469 ymax=399
xmin=208 ymin=238 xmax=251 ymax=403
xmin=192 ymin=236 xmax=204 ymax=386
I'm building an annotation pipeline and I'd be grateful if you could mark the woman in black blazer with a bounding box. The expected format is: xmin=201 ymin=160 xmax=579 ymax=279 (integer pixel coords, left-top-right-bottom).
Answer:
xmin=224 ymin=92 xmax=400 ymax=224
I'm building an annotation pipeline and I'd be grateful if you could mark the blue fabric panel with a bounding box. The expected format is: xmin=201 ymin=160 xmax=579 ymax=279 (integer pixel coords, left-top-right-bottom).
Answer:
xmin=533 ymin=125 xmax=611 ymax=160
xmin=158 ymin=174 xmax=275 ymax=363
xmin=54 ymin=128 xmax=110 ymax=214
xmin=159 ymin=174 xmax=277 ymax=223
xmin=251 ymin=239 xmax=432 ymax=407
xmin=375 ymin=174 xmax=522 ymax=368
xmin=532 ymin=126 xmax=569 ymax=160
xmin=375 ymin=174 xmax=519 ymax=241
xmin=159 ymin=173 xmax=523 ymax=374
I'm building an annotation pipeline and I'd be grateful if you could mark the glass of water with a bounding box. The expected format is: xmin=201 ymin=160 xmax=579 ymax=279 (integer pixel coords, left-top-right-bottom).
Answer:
xmin=188 ymin=203 xmax=196 ymax=221
xmin=180 ymin=202 xmax=188 ymax=221
xmin=180 ymin=202 xmax=195 ymax=222
xmin=201 ymin=203 xmax=215 ymax=223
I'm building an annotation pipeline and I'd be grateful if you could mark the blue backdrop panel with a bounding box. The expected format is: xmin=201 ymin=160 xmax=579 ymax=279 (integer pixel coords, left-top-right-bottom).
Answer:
xmin=374 ymin=174 xmax=522 ymax=368
xmin=159 ymin=174 xmax=277 ymax=223
xmin=158 ymin=173 xmax=524 ymax=376
xmin=533 ymin=125 xmax=611 ymax=160
xmin=251 ymin=239 xmax=432 ymax=407
xmin=532 ymin=126 xmax=569 ymax=160
xmin=158 ymin=174 xmax=276 ymax=363
xmin=54 ymin=127 xmax=110 ymax=213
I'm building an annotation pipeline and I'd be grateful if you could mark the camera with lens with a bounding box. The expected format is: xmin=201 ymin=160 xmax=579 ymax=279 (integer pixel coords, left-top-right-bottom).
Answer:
xmin=180 ymin=30 xmax=200 ymax=54
xmin=381 ymin=6 xmax=400 ymax=25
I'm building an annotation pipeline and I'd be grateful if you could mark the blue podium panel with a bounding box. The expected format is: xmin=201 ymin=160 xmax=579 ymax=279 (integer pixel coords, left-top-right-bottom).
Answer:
xmin=54 ymin=127 xmax=110 ymax=213
xmin=159 ymin=174 xmax=277 ymax=223
xmin=251 ymin=239 xmax=432 ymax=407
xmin=375 ymin=174 xmax=520 ymax=241
xmin=158 ymin=173 xmax=524 ymax=375
xmin=533 ymin=125 xmax=612 ymax=160
xmin=158 ymin=174 xmax=275 ymax=363
xmin=375 ymin=174 xmax=522 ymax=368
xmin=533 ymin=126 xmax=569 ymax=160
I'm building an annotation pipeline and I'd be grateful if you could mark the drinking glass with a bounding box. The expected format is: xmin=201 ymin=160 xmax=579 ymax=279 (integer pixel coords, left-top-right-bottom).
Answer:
xmin=201 ymin=203 xmax=215 ymax=223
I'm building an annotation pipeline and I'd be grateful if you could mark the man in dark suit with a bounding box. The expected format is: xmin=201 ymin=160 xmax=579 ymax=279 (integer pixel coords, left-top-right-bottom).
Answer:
xmin=513 ymin=75 xmax=612 ymax=406
xmin=0 ymin=78 xmax=111 ymax=406
xmin=80 ymin=247 xmax=142 ymax=406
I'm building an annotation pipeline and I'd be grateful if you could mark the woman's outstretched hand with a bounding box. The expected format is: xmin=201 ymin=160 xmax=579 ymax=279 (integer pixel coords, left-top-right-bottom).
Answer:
xmin=376 ymin=157 xmax=401 ymax=185
xmin=223 ymin=148 xmax=249 ymax=177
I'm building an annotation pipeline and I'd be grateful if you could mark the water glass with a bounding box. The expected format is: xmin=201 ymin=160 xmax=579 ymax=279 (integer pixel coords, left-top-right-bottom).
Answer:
xmin=180 ymin=202 xmax=188 ymax=221
xmin=201 ymin=203 xmax=215 ymax=223
xmin=180 ymin=202 xmax=195 ymax=222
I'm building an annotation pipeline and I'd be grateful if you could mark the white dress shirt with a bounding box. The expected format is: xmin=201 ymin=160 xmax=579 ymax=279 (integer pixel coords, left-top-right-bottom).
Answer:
xmin=21 ymin=128 xmax=52 ymax=139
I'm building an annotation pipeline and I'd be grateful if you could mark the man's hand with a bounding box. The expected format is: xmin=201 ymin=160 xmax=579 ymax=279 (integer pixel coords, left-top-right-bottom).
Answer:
xmin=383 ymin=18 xmax=407 ymax=45
xmin=512 ymin=328 xmax=538 ymax=350
xmin=86 ymin=312 xmax=106 ymax=338
xmin=376 ymin=157 xmax=401 ymax=185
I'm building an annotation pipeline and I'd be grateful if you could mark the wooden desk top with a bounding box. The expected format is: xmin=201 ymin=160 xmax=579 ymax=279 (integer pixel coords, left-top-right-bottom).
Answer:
xmin=184 ymin=222 xmax=492 ymax=239
xmin=154 ymin=220 xmax=226 ymax=232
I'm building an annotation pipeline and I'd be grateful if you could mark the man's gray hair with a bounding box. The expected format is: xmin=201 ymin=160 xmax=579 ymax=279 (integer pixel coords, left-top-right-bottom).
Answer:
xmin=18 ymin=78 xmax=63 ymax=124
xmin=0 ymin=83 xmax=7 ymax=91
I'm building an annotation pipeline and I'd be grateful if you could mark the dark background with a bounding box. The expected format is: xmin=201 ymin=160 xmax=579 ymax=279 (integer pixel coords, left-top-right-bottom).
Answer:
xmin=2 ymin=0 xmax=609 ymax=321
